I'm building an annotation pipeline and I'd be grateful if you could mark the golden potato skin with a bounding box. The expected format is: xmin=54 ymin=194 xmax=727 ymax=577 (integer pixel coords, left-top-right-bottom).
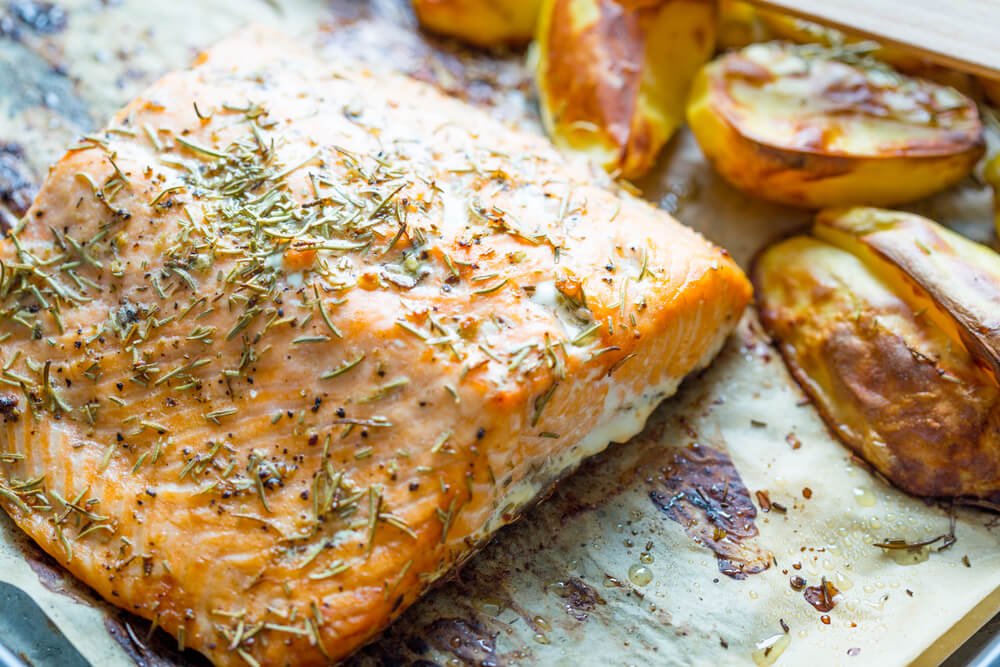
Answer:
xmin=754 ymin=209 xmax=1000 ymax=504
xmin=983 ymin=78 xmax=1000 ymax=108
xmin=814 ymin=207 xmax=1000 ymax=381
xmin=754 ymin=10 xmax=977 ymax=94
xmin=987 ymin=152 xmax=1000 ymax=240
xmin=535 ymin=0 xmax=715 ymax=180
xmin=412 ymin=0 xmax=542 ymax=47
xmin=716 ymin=0 xmax=768 ymax=50
xmin=687 ymin=44 xmax=984 ymax=208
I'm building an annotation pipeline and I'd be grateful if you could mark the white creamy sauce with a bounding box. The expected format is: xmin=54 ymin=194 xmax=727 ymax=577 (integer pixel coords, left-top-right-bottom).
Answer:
xmin=479 ymin=329 xmax=731 ymax=536
xmin=264 ymin=252 xmax=284 ymax=271
xmin=527 ymin=279 xmax=591 ymax=344
xmin=528 ymin=280 xmax=560 ymax=309
xmin=440 ymin=186 xmax=471 ymax=236
xmin=478 ymin=319 xmax=502 ymax=338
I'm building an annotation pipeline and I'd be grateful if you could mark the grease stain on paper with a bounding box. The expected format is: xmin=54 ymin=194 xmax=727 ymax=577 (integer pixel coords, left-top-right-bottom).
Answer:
xmin=649 ymin=442 xmax=772 ymax=579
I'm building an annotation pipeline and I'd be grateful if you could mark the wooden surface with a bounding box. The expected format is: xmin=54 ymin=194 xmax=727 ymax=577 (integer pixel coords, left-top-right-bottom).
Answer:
xmin=748 ymin=0 xmax=1000 ymax=81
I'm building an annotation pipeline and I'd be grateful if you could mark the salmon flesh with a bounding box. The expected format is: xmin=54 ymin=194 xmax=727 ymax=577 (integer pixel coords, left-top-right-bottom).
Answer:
xmin=0 ymin=29 xmax=750 ymax=666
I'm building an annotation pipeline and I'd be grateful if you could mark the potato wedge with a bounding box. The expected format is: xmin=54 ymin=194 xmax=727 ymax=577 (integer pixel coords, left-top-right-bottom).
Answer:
xmin=814 ymin=207 xmax=1000 ymax=381
xmin=753 ymin=207 xmax=1000 ymax=503
xmin=987 ymin=151 xmax=1000 ymax=240
xmin=715 ymin=3 xmax=915 ymax=73
xmin=716 ymin=0 xmax=768 ymax=50
xmin=535 ymin=0 xmax=715 ymax=180
xmin=687 ymin=43 xmax=984 ymax=208
xmin=755 ymin=10 xmax=976 ymax=94
xmin=984 ymin=77 xmax=1000 ymax=108
xmin=412 ymin=0 xmax=541 ymax=47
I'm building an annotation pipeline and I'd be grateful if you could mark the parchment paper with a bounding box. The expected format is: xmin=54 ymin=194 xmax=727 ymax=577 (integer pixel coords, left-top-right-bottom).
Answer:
xmin=0 ymin=1 xmax=997 ymax=665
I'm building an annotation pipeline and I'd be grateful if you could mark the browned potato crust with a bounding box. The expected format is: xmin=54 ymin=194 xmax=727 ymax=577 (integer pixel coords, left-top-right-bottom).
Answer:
xmin=984 ymin=78 xmax=1000 ymax=108
xmin=535 ymin=0 xmax=715 ymax=180
xmin=815 ymin=208 xmax=1000 ymax=381
xmin=688 ymin=43 xmax=984 ymax=208
xmin=754 ymin=208 xmax=1000 ymax=504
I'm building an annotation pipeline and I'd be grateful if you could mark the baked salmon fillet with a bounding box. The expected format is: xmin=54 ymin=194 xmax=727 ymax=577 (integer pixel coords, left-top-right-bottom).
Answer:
xmin=0 ymin=29 xmax=749 ymax=666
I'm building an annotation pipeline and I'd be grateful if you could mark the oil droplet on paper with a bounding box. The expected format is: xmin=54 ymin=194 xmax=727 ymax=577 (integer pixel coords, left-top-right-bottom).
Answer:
xmin=853 ymin=487 xmax=876 ymax=507
xmin=752 ymin=633 xmax=791 ymax=666
xmin=888 ymin=545 xmax=930 ymax=566
xmin=628 ymin=564 xmax=653 ymax=586
xmin=473 ymin=596 xmax=504 ymax=616
xmin=833 ymin=570 xmax=854 ymax=591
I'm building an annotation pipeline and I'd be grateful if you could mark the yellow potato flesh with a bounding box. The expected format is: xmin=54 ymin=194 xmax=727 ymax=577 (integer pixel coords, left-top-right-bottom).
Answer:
xmin=716 ymin=0 xmax=768 ymax=50
xmin=814 ymin=207 xmax=1000 ymax=381
xmin=754 ymin=218 xmax=1000 ymax=501
xmin=755 ymin=9 xmax=976 ymax=93
xmin=535 ymin=0 xmax=715 ymax=180
xmin=716 ymin=5 xmax=977 ymax=95
xmin=412 ymin=0 xmax=542 ymax=47
xmin=687 ymin=43 xmax=984 ymax=208
xmin=985 ymin=151 xmax=1000 ymax=240
xmin=716 ymin=5 xmax=923 ymax=73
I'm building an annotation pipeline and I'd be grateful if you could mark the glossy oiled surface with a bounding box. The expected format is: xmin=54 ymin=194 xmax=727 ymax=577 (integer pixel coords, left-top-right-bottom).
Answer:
xmin=687 ymin=42 xmax=984 ymax=207
xmin=753 ymin=208 xmax=1000 ymax=503
xmin=0 ymin=28 xmax=749 ymax=666
xmin=412 ymin=0 xmax=541 ymax=46
xmin=711 ymin=44 xmax=980 ymax=157
xmin=535 ymin=0 xmax=716 ymax=179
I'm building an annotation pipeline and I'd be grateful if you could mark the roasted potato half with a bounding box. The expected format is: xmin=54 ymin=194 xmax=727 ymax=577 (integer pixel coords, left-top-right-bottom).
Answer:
xmin=687 ymin=43 xmax=985 ymax=208
xmin=716 ymin=0 xmax=769 ymax=50
xmin=716 ymin=4 xmax=916 ymax=71
xmin=412 ymin=0 xmax=542 ymax=47
xmin=754 ymin=10 xmax=976 ymax=94
xmin=987 ymin=152 xmax=1000 ymax=239
xmin=535 ymin=0 xmax=716 ymax=180
xmin=754 ymin=207 xmax=1000 ymax=503
xmin=984 ymin=77 xmax=1000 ymax=108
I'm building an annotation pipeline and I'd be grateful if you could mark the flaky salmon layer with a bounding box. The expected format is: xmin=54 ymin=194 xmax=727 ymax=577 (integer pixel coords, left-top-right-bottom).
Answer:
xmin=0 ymin=28 xmax=749 ymax=666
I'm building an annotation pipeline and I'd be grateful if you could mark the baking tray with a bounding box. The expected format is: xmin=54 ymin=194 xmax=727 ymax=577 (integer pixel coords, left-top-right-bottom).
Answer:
xmin=0 ymin=1 xmax=998 ymax=665
xmin=0 ymin=581 xmax=89 ymax=667
xmin=970 ymin=633 xmax=1000 ymax=666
